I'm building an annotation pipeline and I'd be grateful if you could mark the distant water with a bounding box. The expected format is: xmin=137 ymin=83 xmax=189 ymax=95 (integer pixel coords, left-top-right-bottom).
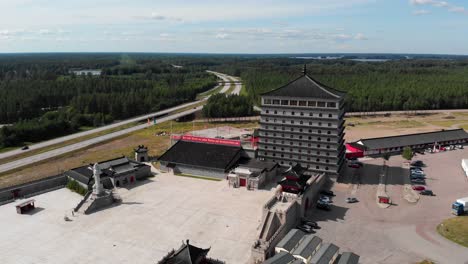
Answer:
xmin=349 ymin=59 xmax=391 ymax=62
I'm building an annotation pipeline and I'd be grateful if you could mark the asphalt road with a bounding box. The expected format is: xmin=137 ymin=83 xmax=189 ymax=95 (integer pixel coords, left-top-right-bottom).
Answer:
xmin=0 ymin=106 xmax=204 ymax=174
xmin=0 ymin=71 xmax=237 ymax=173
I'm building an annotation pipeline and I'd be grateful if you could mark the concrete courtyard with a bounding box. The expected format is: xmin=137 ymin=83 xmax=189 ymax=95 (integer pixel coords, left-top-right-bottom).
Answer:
xmin=0 ymin=172 xmax=274 ymax=264
xmin=307 ymin=148 xmax=468 ymax=264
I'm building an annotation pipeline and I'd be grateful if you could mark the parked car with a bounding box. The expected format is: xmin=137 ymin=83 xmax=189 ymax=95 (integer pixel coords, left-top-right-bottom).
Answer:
xmin=320 ymin=190 xmax=335 ymax=197
xmin=411 ymin=170 xmax=425 ymax=176
xmin=410 ymin=175 xmax=426 ymax=180
xmin=439 ymin=147 xmax=446 ymax=151
xmin=301 ymin=219 xmax=319 ymax=229
xmin=346 ymin=197 xmax=359 ymax=203
xmin=456 ymin=144 xmax=464 ymax=149
xmin=411 ymin=179 xmax=426 ymax=184
xmin=317 ymin=202 xmax=331 ymax=211
xmin=411 ymin=160 xmax=424 ymax=167
xmin=350 ymin=160 xmax=363 ymax=166
xmin=319 ymin=195 xmax=331 ymax=203
xmin=348 ymin=163 xmax=361 ymax=168
xmin=412 ymin=185 xmax=425 ymax=191
xmin=410 ymin=166 xmax=423 ymax=171
xmin=425 ymin=148 xmax=433 ymax=153
xmin=297 ymin=224 xmax=315 ymax=234
xmin=420 ymin=190 xmax=435 ymax=196
xmin=21 ymin=145 xmax=29 ymax=150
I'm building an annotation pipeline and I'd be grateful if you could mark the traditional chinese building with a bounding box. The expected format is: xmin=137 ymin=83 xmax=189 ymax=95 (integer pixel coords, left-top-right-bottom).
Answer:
xmin=258 ymin=65 xmax=346 ymax=175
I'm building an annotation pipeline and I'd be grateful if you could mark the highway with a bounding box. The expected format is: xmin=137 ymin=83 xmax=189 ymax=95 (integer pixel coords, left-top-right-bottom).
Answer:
xmin=0 ymin=71 xmax=231 ymax=162
xmin=0 ymin=71 xmax=237 ymax=173
xmin=0 ymin=106 xmax=204 ymax=174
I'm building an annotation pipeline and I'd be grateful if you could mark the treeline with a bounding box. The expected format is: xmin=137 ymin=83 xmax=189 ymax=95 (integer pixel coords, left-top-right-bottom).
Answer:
xmin=202 ymin=94 xmax=254 ymax=118
xmin=208 ymin=58 xmax=468 ymax=112
xmin=0 ymin=54 xmax=217 ymax=148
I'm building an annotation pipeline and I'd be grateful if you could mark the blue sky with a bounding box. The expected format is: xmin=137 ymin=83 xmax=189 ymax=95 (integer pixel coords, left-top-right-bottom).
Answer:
xmin=0 ymin=0 xmax=467 ymax=54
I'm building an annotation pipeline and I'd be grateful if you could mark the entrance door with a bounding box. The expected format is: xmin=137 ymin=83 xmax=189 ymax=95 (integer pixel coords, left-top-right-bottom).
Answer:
xmin=239 ymin=178 xmax=246 ymax=187
xmin=130 ymin=176 xmax=135 ymax=183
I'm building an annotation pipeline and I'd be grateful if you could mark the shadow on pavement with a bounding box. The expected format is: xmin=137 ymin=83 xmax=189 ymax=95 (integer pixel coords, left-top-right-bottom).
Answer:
xmin=24 ymin=207 xmax=45 ymax=215
xmin=337 ymin=163 xmax=408 ymax=186
xmin=305 ymin=204 xmax=349 ymax=223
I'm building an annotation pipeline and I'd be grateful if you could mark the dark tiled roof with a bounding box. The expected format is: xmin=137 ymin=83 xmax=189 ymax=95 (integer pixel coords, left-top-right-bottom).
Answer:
xmin=276 ymin=228 xmax=306 ymax=253
xmin=162 ymin=241 xmax=210 ymax=264
xmin=356 ymin=129 xmax=468 ymax=150
xmin=310 ymin=243 xmax=339 ymax=264
xmin=238 ymin=157 xmax=278 ymax=171
xmin=158 ymin=140 xmax=242 ymax=170
xmin=98 ymin=156 xmax=133 ymax=170
xmin=134 ymin=145 xmax=148 ymax=153
xmin=337 ymin=252 xmax=360 ymax=264
xmin=291 ymin=235 xmax=322 ymax=260
xmin=263 ymin=251 xmax=295 ymax=264
xmin=262 ymin=74 xmax=345 ymax=99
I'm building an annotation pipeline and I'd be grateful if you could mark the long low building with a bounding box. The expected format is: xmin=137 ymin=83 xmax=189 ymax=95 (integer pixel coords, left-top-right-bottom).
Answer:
xmin=158 ymin=139 xmax=244 ymax=179
xmin=65 ymin=156 xmax=151 ymax=189
xmin=351 ymin=128 xmax=468 ymax=156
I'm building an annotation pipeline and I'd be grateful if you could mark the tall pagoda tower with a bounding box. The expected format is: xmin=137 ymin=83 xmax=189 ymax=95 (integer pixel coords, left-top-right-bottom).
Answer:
xmin=257 ymin=65 xmax=346 ymax=175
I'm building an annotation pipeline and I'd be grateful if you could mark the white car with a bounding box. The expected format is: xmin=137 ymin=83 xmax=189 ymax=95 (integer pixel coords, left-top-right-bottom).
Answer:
xmin=411 ymin=170 xmax=425 ymax=176
xmin=319 ymin=195 xmax=331 ymax=203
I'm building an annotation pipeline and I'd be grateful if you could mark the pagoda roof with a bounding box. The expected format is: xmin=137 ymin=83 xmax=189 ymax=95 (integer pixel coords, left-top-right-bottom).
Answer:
xmin=262 ymin=73 xmax=345 ymax=99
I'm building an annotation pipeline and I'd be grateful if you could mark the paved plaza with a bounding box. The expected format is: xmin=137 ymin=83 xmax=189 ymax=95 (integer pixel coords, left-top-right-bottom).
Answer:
xmin=0 ymin=172 xmax=274 ymax=264
xmin=307 ymin=148 xmax=468 ymax=264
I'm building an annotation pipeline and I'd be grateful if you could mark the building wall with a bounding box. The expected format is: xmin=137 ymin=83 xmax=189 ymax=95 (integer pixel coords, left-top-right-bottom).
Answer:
xmin=0 ymin=174 xmax=67 ymax=205
xmin=258 ymin=95 xmax=345 ymax=175
xmin=362 ymin=139 xmax=467 ymax=156
xmin=160 ymin=162 xmax=227 ymax=179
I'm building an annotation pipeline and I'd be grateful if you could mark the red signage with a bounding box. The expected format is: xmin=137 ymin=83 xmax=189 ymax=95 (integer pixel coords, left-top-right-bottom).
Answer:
xmin=171 ymin=135 xmax=241 ymax=147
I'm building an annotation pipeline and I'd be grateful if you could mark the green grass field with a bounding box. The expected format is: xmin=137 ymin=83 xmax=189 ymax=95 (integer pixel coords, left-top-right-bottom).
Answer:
xmin=437 ymin=216 xmax=468 ymax=248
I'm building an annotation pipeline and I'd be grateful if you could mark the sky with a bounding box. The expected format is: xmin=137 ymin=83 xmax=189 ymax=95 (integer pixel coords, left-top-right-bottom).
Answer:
xmin=0 ymin=0 xmax=467 ymax=54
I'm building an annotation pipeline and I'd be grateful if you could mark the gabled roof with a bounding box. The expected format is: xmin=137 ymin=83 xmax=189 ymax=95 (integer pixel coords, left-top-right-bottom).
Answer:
xmin=158 ymin=140 xmax=242 ymax=170
xmin=161 ymin=240 xmax=210 ymax=264
xmin=337 ymin=252 xmax=360 ymax=264
xmin=310 ymin=243 xmax=339 ymax=264
xmin=263 ymin=251 xmax=295 ymax=264
xmin=262 ymin=74 xmax=345 ymax=99
xmin=276 ymin=228 xmax=306 ymax=253
xmin=356 ymin=129 xmax=468 ymax=150
xmin=238 ymin=157 xmax=278 ymax=172
xmin=291 ymin=235 xmax=322 ymax=260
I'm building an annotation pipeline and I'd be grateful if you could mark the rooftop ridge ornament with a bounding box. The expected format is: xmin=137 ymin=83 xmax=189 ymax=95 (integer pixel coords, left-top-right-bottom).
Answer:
xmin=302 ymin=64 xmax=307 ymax=75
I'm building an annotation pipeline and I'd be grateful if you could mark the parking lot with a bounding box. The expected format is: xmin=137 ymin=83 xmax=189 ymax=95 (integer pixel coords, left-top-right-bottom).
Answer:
xmin=0 ymin=172 xmax=274 ymax=264
xmin=306 ymin=148 xmax=468 ymax=264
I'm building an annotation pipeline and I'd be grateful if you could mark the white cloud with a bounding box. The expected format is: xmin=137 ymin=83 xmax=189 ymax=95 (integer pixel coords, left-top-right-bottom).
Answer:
xmin=449 ymin=6 xmax=465 ymax=13
xmin=354 ymin=33 xmax=368 ymax=40
xmin=215 ymin=33 xmax=229 ymax=39
xmin=410 ymin=0 xmax=467 ymax=14
xmin=413 ymin=9 xmax=431 ymax=15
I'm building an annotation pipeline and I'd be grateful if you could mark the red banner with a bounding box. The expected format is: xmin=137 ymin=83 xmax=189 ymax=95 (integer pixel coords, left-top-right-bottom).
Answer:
xmin=171 ymin=135 xmax=241 ymax=146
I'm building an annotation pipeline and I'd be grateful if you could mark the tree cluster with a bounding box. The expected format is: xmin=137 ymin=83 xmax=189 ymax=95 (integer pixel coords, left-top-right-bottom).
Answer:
xmin=202 ymin=94 xmax=254 ymax=118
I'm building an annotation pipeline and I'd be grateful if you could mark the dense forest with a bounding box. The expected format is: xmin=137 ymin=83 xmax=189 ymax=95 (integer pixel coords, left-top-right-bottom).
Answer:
xmin=202 ymin=94 xmax=253 ymax=118
xmin=0 ymin=54 xmax=216 ymax=148
xmin=1 ymin=53 xmax=468 ymax=148
xmin=206 ymin=57 xmax=468 ymax=112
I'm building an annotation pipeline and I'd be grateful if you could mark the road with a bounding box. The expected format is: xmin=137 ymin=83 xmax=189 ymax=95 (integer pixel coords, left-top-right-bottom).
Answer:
xmin=0 ymin=106 xmax=204 ymax=174
xmin=0 ymin=71 xmax=239 ymax=173
xmin=0 ymin=71 xmax=233 ymax=162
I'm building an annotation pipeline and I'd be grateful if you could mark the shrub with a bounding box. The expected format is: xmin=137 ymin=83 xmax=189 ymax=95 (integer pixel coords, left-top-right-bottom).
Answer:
xmin=66 ymin=179 xmax=88 ymax=196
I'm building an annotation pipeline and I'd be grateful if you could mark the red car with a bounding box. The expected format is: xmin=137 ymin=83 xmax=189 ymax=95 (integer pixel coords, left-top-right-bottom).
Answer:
xmin=412 ymin=185 xmax=425 ymax=191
